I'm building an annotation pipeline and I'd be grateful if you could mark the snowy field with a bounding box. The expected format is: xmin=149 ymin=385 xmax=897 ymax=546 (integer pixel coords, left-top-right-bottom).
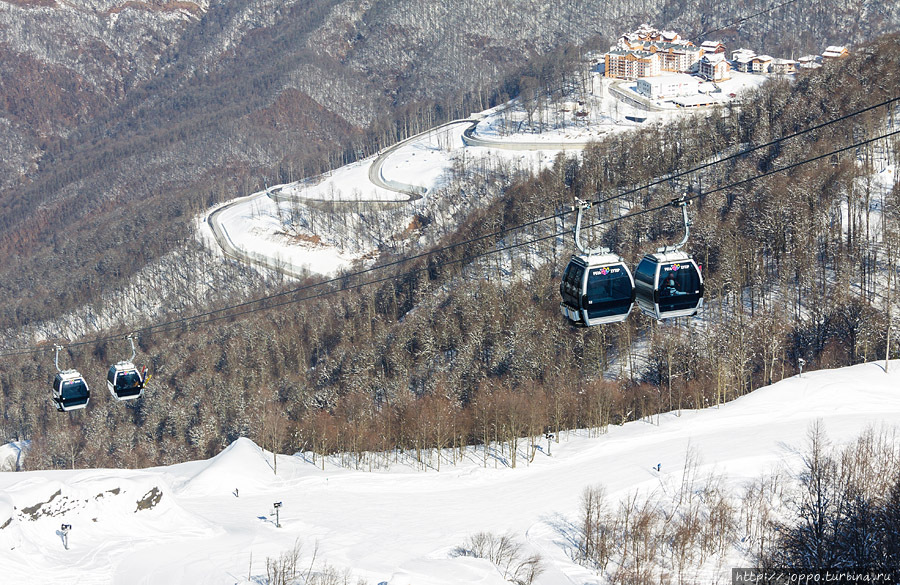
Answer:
xmin=2 ymin=360 xmax=899 ymax=585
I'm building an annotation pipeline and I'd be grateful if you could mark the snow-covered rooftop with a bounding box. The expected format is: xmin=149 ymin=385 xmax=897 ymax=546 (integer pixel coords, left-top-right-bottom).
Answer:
xmin=702 ymin=53 xmax=728 ymax=64
xmin=638 ymin=73 xmax=700 ymax=85
xmin=823 ymin=46 xmax=849 ymax=58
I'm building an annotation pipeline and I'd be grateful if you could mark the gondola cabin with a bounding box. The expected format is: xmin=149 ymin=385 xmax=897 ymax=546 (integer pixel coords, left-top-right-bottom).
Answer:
xmin=560 ymin=253 xmax=636 ymax=326
xmin=633 ymin=251 xmax=704 ymax=320
xmin=107 ymin=362 xmax=145 ymax=401
xmin=52 ymin=370 xmax=90 ymax=412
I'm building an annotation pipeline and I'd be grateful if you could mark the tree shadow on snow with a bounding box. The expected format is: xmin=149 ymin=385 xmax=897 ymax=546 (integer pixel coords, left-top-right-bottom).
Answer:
xmin=540 ymin=511 xmax=581 ymax=560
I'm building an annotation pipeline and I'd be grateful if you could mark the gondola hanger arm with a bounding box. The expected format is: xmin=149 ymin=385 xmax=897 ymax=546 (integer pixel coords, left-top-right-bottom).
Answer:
xmin=658 ymin=195 xmax=692 ymax=253
xmin=574 ymin=198 xmax=611 ymax=256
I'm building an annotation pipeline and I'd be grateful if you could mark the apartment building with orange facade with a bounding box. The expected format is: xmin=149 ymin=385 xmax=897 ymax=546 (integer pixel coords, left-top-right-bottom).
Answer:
xmin=605 ymin=25 xmax=705 ymax=80
xmin=604 ymin=50 xmax=661 ymax=79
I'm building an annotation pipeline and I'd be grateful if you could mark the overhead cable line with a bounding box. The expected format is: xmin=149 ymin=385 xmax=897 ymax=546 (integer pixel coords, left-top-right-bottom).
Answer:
xmin=3 ymin=1 xmax=889 ymax=360
xmin=12 ymin=96 xmax=895 ymax=359
xmin=694 ymin=0 xmax=800 ymax=41
xmin=2 ymin=127 xmax=897 ymax=359
xmin=591 ymin=95 xmax=900 ymax=207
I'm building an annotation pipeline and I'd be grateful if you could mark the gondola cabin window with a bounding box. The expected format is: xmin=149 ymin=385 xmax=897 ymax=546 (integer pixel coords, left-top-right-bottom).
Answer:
xmin=585 ymin=265 xmax=634 ymax=319
xmin=658 ymin=262 xmax=702 ymax=312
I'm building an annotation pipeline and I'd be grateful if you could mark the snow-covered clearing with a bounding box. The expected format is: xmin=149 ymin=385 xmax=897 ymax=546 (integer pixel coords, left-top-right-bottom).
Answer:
xmin=2 ymin=361 xmax=899 ymax=584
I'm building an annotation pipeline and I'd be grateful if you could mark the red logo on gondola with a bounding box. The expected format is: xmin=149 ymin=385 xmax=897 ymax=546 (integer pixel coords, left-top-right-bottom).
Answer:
xmin=669 ymin=264 xmax=682 ymax=271
xmin=599 ymin=267 xmax=610 ymax=275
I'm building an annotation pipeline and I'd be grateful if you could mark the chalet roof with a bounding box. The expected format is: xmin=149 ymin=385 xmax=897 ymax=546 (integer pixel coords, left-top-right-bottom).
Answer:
xmin=753 ymin=55 xmax=774 ymax=62
xmin=700 ymin=41 xmax=724 ymax=49
xmin=607 ymin=50 xmax=656 ymax=59
xmin=638 ymin=41 xmax=699 ymax=52
xmin=701 ymin=53 xmax=728 ymax=64
xmin=822 ymin=46 xmax=849 ymax=58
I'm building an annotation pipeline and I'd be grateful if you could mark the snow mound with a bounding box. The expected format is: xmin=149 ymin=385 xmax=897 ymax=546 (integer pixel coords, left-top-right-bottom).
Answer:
xmin=0 ymin=493 xmax=24 ymax=551
xmin=0 ymin=472 xmax=213 ymax=568
xmin=718 ymin=361 xmax=897 ymax=420
xmin=387 ymin=556 xmax=509 ymax=585
xmin=177 ymin=437 xmax=274 ymax=496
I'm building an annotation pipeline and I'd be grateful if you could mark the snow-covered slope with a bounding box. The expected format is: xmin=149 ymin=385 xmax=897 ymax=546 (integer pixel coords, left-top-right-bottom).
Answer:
xmin=2 ymin=361 xmax=899 ymax=584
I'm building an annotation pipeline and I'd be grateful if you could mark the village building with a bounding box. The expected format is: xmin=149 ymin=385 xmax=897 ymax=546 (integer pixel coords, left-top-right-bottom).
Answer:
xmin=731 ymin=49 xmax=756 ymax=72
xmin=639 ymin=41 xmax=704 ymax=73
xmin=604 ymin=50 xmax=660 ymax=79
xmin=605 ymin=24 xmax=705 ymax=79
xmin=751 ymin=55 xmax=774 ymax=73
xmin=822 ymin=45 xmax=849 ymax=60
xmin=771 ymin=58 xmax=797 ymax=74
xmin=606 ymin=27 xmax=704 ymax=79
xmin=618 ymin=23 xmax=684 ymax=49
xmin=635 ymin=74 xmax=700 ymax=99
xmin=700 ymin=40 xmax=727 ymax=54
xmin=797 ymin=54 xmax=823 ymax=69
xmin=698 ymin=53 xmax=731 ymax=82
xmin=672 ymin=95 xmax=719 ymax=108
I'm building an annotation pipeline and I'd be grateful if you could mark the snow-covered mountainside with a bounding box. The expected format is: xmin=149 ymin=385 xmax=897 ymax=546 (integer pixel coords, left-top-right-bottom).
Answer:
xmin=2 ymin=361 xmax=898 ymax=584
xmin=3 ymin=0 xmax=899 ymax=337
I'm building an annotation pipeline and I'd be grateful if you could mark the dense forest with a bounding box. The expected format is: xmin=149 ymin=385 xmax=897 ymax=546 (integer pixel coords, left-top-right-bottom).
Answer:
xmin=1 ymin=33 xmax=897 ymax=471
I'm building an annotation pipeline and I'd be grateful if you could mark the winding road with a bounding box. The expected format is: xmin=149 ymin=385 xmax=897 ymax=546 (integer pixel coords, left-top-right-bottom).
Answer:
xmin=205 ymin=190 xmax=313 ymax=279
xmin=204 ymin=113 xmax=619 ymax=277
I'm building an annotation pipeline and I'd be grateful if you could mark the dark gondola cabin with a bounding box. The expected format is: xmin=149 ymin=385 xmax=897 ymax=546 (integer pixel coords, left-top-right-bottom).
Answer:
xmin=52 ymin=370 xmax=90 ymax=412
xmin=107 ymin=362 xmax=145 ymax=401
xmin=634 ymin=251 xmax=704 ymax=320
xmin=560 ymin=253 xmax=636 ymax=326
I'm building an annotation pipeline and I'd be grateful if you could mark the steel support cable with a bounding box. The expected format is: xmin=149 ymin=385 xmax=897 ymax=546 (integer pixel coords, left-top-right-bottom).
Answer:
xmin=693 ymin=0 xmax=800 ymax=41
xmin=5 ymin=4 xmax=896 ymax=359
xmin=590 ymin=95 xmax=900 ymax=208
xmin=149 ymin=126 xmax=900 ymax=337
xmin=3 ymin=127 xmax=897 ymax=359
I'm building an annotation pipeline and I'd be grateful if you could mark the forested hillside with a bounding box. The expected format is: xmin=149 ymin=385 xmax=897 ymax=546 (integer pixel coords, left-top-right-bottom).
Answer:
xmin=2 ymin=34 xmax=897 ymax=469
xmin=1 ymin=0 xmax=899 ymax=335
